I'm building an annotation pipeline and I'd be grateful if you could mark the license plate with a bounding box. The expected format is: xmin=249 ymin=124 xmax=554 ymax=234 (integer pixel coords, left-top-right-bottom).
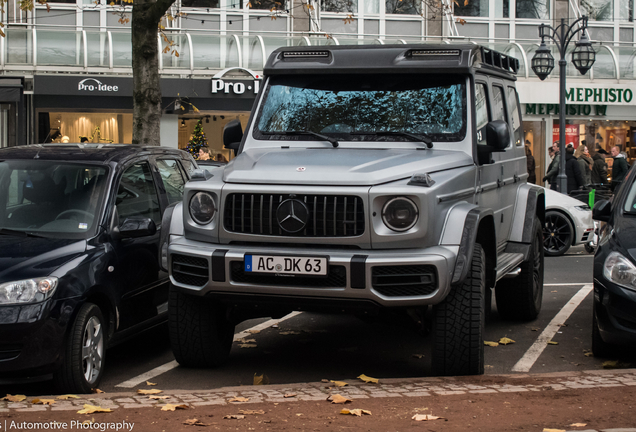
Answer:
xmin=244 ymin=255 xmax=328 ymax=276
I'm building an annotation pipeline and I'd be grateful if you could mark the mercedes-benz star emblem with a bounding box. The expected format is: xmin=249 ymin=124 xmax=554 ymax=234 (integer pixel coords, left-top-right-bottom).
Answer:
xmin=276 ymin=199 xmax=309 ymax=233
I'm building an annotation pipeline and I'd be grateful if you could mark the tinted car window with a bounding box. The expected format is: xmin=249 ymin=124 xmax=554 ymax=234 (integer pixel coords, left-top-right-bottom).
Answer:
xmin=508 ymin=86 xmax=523 ymax=146
xmin=156 ymin=159 xmax=186 ymax=206
xmin=117 ymin=162 xmax=161 ymax=224
xmin=492 ymin=85 xmax=506 ymax=122
xmin=475 ymin=83 xmax=489 ymax=146
xmin=0 ymin=160 xmax=108 ymax=238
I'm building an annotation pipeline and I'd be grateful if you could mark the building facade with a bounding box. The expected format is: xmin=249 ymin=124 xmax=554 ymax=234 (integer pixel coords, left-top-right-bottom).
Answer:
xmin=1 ymin=0 xmax=636 ymax=179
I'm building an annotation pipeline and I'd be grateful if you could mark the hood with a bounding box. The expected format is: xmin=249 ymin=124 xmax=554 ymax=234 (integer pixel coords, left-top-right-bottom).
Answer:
xmin=0 ymin=235 xmax=86 ymax=282
xmin=223 ymin=147 xmax=474 ymax=185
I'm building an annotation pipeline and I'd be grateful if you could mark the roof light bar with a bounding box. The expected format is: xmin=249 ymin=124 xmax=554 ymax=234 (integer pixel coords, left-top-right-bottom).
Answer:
xmin=282 ymin=51 xmax=330 ymax=58
xmin=409 ymin=49 xmax=460 ymax=57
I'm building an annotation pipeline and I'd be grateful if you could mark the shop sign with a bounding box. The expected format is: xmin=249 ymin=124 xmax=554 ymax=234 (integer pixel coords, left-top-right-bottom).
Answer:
xmin=78 ymin=78 xmax=119 ymax=93
xmin=211 ymin=79 xmax=260 ymax=95
xmin=552 ymin=124 xmax=580 ymax=147
xmin=567 ymin=87 xmax=633 ymax=104
xmin=525 ymin=104 xmax=607 ymax=116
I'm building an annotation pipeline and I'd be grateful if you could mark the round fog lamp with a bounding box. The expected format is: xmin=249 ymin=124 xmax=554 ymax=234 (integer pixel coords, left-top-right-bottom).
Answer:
xmin=382 ymin=197 xmax=418 ymax=232
xmin=190 ymin=192 xmax=217 ymax=225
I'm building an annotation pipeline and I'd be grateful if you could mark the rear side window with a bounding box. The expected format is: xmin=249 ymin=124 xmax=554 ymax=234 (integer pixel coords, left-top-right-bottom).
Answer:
xmin=156 ymin=159 xmax=186 ymax=206
xmin=475 ymin=83 xmax=489 ymax=146
xmin=117 ymin=162 xmax=161 ymax=224
xmin=508 ymin=86 xmax=523 ymax=146
xmin=492 ymin=85 xmax=506 ymax=122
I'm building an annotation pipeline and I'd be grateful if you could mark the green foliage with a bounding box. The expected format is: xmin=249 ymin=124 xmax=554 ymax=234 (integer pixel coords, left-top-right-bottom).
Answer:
xmin=184 ymin=120 xmax=209 ymax=157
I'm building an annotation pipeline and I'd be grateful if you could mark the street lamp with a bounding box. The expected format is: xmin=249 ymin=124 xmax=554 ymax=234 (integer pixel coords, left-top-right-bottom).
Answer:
xmin=531 ymin=17 xmax=596 ymax=194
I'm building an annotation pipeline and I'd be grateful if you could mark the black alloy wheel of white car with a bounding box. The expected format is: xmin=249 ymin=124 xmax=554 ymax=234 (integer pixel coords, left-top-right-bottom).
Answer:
xmin=432 ymin=243 xmax=485 ymax=376
xmin=53 ymin=302 xmax=106 ymax=394
xmin=543 ymin=210 xmax=574 ymax=257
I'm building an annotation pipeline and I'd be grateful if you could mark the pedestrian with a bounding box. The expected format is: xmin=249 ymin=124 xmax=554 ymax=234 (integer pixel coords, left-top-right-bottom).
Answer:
xmin=216 ymin=153 xmax=228 ymax=163
xmin=198 ymin=147 xmax=211 ymax=161
xmin=574 ymin=144 xmax=592 ymax=186
xmin=591 ymin=146 xmax=608 ymax=185
xmin=610 ymin=145 xmax=629 ymax=191
xmin=543 ymin=142 xmax=560 ymax=190
xmin=526 ymin=146 xmax=536 ymax=184
xmin=565 ymin=146 xmax=585 ymax=194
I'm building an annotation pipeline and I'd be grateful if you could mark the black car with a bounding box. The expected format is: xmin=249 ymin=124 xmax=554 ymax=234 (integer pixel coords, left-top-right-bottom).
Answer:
xmin=0 ymin=144 xmax=195 ymax=393
xmin=592 ymin=164 xmax=636 ymax=356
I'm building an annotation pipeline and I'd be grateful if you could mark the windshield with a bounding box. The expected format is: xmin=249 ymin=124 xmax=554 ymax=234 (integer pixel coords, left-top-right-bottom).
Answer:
xmin=0 ymin=160 xmax=109 ymax=239
xmin=255 ymin=74 xmax=466 ymax=143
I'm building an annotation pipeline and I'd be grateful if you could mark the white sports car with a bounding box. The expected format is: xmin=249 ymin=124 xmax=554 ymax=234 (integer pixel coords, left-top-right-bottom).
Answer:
xmin=543 ymin=187 xmax=595 ymax=256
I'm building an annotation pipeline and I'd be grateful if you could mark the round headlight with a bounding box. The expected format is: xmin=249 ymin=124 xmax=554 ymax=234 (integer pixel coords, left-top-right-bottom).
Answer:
xmin=382 ymin=197 xmax=418 ymax=232
xmin=190 ymin=192 xmax=217 ymax=225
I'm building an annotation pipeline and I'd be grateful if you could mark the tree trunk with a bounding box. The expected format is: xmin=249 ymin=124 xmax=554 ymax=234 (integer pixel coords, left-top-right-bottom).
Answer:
xmin=132 ymin=0 xmax=175 ymax=145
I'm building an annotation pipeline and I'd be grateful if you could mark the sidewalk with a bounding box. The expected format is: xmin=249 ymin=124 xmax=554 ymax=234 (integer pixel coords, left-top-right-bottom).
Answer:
xmin=2 ymin=369 xmax=636 ymax=431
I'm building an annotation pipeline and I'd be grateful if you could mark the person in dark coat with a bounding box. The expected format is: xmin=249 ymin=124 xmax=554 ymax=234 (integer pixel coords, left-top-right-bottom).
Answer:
xmin=591 ymin=147 xmax=608 ymax=185
xmin=543 ymin=142 xmax=560 ymax=190
xmin=565 ymin=146 xmax=585 ymax=194
xmin=610 ymin=145 xmax=629 ymax=191
xmin=526 ymin=145 xmax=536 ymax=184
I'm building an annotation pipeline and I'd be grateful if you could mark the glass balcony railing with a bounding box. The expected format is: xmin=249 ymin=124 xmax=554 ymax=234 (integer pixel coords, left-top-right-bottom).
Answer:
xmin=0 ymin=26 xmax=626 ymax=82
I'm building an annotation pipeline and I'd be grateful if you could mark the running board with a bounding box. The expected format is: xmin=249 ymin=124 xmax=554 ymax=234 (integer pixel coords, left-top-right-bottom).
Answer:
xmin=495 ymin=252 xmax=524 ymax=281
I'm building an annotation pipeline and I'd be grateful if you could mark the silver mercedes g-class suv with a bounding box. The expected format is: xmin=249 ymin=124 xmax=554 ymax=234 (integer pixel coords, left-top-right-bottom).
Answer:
xmin=164 ymin=44 xmax=545 ymax=376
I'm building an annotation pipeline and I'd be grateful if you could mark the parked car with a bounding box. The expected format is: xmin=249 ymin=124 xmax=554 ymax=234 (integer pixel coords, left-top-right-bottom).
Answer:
xmin=591 ymin=164 xmax=636 ymax=356
xmin=0 ymin=144 xmax=195 ymax=393
xmin=543 ymin=187 xmax=595 ymax=256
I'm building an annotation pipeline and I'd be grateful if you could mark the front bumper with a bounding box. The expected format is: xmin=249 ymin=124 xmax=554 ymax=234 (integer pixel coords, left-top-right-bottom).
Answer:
xmin=593 ymin=277 xmax=636 ymax=346
xmin=168 ymin=236 xmax=458 ymax=308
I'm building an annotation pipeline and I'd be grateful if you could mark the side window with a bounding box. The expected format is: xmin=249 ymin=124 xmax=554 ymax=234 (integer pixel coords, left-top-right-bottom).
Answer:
xmin=475 ymin=83 xmax=489 ymax=146
xmin=117 ymin=162 xmax=161 ymax=224
xmin=156 ymin=159 xmax=186 ymax=206
xmin=492 ymin=85 xmax=506 ymax=122
xmin=508 ymin=86 xmax=523 ymax=146
xmin=180 ymin=155 xmax=196 ymax=178
xmin=7 ymin=170 xmax=22 ymax=206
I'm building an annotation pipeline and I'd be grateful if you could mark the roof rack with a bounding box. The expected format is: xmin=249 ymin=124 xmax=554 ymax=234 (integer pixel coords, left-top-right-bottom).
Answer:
xmin=479 ymin=47 xmax=520 ymax=75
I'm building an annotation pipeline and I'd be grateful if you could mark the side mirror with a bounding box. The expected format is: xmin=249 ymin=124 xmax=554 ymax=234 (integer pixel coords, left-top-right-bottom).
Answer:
xmin=223 ymin=120 xmax=243 ymax=156
xmin=117 ymin=217 xmax=157 ymax=239
xmin=593 ymin=199 xmax=612 ymax=222
xmin=486 ymin=120 xmax=510 ymax=151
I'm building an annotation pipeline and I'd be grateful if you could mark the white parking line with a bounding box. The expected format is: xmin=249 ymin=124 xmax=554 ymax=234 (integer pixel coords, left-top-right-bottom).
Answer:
xmin=544 ymin=283 xmax=592 ymax=286
xmin=511 ymin=284 xmax=593 ymax=373
xmin=115 ymin=311 xmax=302 ymax=389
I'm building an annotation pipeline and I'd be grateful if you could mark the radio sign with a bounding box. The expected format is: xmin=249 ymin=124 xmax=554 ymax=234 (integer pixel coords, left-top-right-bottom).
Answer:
xmin=211 ymin=79 xmax=260 ymax=96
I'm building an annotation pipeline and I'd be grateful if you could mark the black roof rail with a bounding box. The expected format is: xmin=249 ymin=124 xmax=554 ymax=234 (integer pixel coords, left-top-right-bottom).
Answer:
xmin=479 ymin=46 xmax=520 ymax=75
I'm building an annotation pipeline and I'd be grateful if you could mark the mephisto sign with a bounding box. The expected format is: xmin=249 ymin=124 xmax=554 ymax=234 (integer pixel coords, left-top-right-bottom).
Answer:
xmin=516 ymin=82 xmax=636 ymax=106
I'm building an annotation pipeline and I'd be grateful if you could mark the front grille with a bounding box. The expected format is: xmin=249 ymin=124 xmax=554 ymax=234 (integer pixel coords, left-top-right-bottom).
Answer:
xmin=230 ymin=261 xmax=346 ymax=288
xmin=0 ymin=345 xmax=21 ymax=361
xmin=371 ymin=265 xmax=437 ymax=297
xmin=172 ymin=254 xmax=209 ymax=287
xmin=224 ymin=194 xmax=364 ymax=237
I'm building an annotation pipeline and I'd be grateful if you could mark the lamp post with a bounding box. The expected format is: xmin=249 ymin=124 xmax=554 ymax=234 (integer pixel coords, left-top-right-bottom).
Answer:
xmin=531 ymin=17 xmax=596 ymax=194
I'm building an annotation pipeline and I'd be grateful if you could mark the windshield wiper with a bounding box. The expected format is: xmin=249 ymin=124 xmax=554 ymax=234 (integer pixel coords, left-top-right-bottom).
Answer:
xmin=350 ymin=131 xmax=433 ymax=149
xmin=0 ymin=228 xmax=45 ymax=238
xmin=264 ymin=131 xmax=339 ymax=148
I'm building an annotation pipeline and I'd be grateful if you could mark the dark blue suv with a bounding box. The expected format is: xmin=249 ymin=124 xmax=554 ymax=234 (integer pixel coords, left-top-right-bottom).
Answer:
xmin=0 ymin=144 xmax=195 ymax=393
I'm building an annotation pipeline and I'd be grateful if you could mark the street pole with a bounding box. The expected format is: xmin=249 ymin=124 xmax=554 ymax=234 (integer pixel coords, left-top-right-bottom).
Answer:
xmin=558 ymin=34 xmax=567 ymax=194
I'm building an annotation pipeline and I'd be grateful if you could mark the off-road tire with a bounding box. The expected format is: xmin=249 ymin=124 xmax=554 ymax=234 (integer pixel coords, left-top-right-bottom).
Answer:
xmin=432 ymin=243 xmax=485 ymax=376
xmin=496 ymin=218 xmax=544 ymax=321
xmin=53 ymin=303 xmax=106 ymax=394
xmin=592 ymin=302 xmax=617 ymax=358
xmin=169 ymin=284 xmax=235 ymax=367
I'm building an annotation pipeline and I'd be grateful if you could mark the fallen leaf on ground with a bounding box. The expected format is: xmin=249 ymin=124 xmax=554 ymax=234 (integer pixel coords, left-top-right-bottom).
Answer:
xmin=137 ymin=389 xmax=163 ymax=395
xmin=146 ymin=381 xmax=157 ymax=386
xmin=224 ymin=415 xmax=245 ymax=419
xmin=229 ymin=397 xmax=250 ymax=403
xmin=330 ymin=380 xmax=348 ymax=387
xmin=543 ymin=429 xmax=565 ymax=432
xmin=253 ymin=374 xmax=269 ymax=385
xmin=412 ymin=354 xmax=425 ymax=359
xmin=484 ymin=341 xmax=499 ymax=347
xmin=547 ymin=341 xmax=559 ymax=345
xmin=236 ymin=338 xmax=256 ymax=343
xmin=328 ymin=394 xmax=352 ymax=404
xmin=412 ymin=414 xmax=444 ymax=421
xmin=321 ymin=379 xmax=330 ymax=383
xmin=149 ymin=395 xmax=171 ymax=400
xmin=238 ymin=409 xmax=265 ymax=415
xmin=569 ymin=423 xmax=587 ymax=427
xmin=357 ymin=374 xmax=379 ymax=384
xmin=499 ymin=337 xmax=515 ymax=345
xmin=183 ymin=418 xmax=209 ymax=426
xmin=248 ymin=330 xmax=260 ymax=334
xmin=531 ymin=327 xmax=540 ymax=332
xmin=31 ymin=399 xmax=55 ymax=405
xmin=161 ymin=404 xmax=189 ymax=411
xmin=602 ymin=360 xmax=630 ymax=369
xmin=2 ymin=394 xmax=27 ymax=402
xmin=93 ymin=389 xmax=104 ymax=394
xmin=272 ymin=324 xmax=279 ymax=328
xmin=551 ymin=290 xmax=558 ymax=293
xmin=341 ymin=409 xmax=371 ymax=416
xmin=57 ymin=395 xmax=80 ymax=400
xmin=240 ymin=343 xmax=257 ymax=348
xmin=584 ymin=352 xmax=593 ymax=357
xmin=77 ymin=404 xmax=112 ymax=414
xmin=284 ymin=394 xmax=297 ymax=398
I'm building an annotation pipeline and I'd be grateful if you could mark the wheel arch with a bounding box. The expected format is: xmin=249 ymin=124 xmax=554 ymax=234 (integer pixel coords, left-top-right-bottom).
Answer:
xmin=509 ymin=184 xmax=545 ymax=244
xmin=82 ymin=288 xmax=116 ymax=341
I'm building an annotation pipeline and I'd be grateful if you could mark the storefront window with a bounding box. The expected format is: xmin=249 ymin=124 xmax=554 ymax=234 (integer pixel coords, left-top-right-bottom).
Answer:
xmin=41 ymin=112 xmax=132 ymax=144
xmin=523 ymin=121 xmax=545 ymax=186
xmin=365 ymin=0 xmax=379 ymax=14
xmin=322 ymin=0 xmax=357 ymax=13
xmin=581 ymin=0 xmax=613 ymax=21
xmin=385 ymin=0 xmax=421 ymax=15
xmin=621 ymin=0 xmax=634 ymax=21
xmin=516 ymin=0 xmax=549 ymax=19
